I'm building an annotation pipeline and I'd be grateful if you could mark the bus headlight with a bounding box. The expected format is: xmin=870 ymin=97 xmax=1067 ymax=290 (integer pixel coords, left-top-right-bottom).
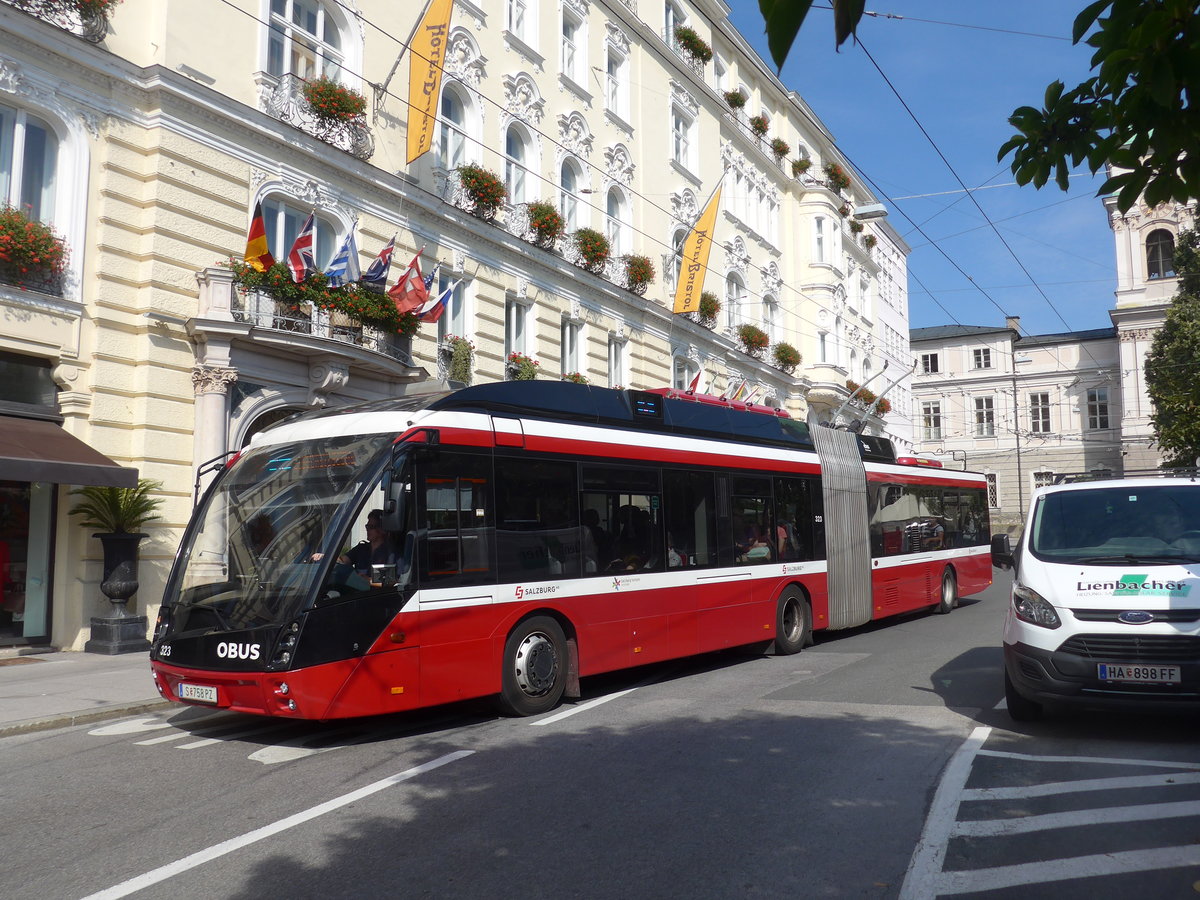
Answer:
xmin=270 ymin=620 xmax=301 ymax=668
xmin=1012 ymin=584 xmax=1061 ymax=629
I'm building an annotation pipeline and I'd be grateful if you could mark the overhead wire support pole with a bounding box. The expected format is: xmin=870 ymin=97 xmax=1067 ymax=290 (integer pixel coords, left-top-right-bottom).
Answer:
xmin=830 ymin=359 xmax=889 ymax=426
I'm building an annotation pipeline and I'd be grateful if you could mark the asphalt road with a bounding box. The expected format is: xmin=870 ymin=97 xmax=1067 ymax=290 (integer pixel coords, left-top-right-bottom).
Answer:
xmin=4 ymin=573 xmax=1198 ymax=899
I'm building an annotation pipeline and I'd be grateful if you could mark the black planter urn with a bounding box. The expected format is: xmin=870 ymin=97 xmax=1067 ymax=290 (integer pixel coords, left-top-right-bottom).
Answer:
xmin=84 ymin=532 xmax=151 ymax=655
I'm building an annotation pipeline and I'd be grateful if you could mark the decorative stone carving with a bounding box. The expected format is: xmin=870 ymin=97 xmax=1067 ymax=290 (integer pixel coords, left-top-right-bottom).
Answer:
xmin=605 ymin=20 xmax=631 ymax=55
xmin=502 ymin=73 xmax=545 ymax=126
xmin=671 ymin=188 xmax=699 ymax=225
xmin=761 ymin=261 xmax=782 ymax=299
xmin=308 ymin=361 xmax=349 ymax=408
xmin=669 ymin=80 xmax=700 ymax=117
xmin=603 ymin=143 xmax=635 ymax=186
xmin=557 ymin=111 xmax=593 ymax=158
xmin=191 ymin=365 xmax=238 ymax=395
xmin=724 ymin=236 xmax=749 ymax=278
xmin=446 ymin=27 xmax=487 ymax=88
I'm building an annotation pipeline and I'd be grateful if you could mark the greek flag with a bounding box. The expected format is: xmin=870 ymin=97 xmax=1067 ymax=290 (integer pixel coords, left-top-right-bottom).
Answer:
xmin=325 ymin=231 xmax=361 ymax=288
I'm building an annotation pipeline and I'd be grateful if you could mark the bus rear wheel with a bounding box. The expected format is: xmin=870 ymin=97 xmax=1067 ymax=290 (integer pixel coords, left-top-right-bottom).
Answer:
xmin=936 ymin=568 xmax=958 ymax=615
xmin=498 ymin=616 xmax=568 ymax=716
xmin=774 ymin=589 xmax=811 ymax=655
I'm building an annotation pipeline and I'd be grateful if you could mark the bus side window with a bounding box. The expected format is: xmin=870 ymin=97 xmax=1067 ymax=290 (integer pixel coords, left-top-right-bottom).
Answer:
xmin=417 ymin=451 xmax=495 ymax=586
xmin=663 ymin=470 xmax=717 ymax=568
xmin=775 ymin=476 xmax=814 ymax=562
xmin=730 ymin=475 xmax=774 ymax=565
xmin=495 ymin=457 xmax=581 ymax=582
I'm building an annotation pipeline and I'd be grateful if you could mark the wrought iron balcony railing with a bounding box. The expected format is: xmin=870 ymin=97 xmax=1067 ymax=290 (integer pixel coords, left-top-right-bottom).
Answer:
xmin=259 ymin=73 xmax=374 ymax=162
xmin=2 ymin=0 xmax=109 ymax=42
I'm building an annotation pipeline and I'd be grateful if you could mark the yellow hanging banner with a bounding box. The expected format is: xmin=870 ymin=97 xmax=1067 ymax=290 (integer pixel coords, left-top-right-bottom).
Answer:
xmin=672 ymin=186 xmax=723 ymax=314
xmin=406 ymin=0 xmax=455 ymax=164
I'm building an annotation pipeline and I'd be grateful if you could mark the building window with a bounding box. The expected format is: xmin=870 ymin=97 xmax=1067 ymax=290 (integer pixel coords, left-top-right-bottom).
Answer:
xmin=673 ymin=355 xmax=698 ymax=390
xmin=818 ymin=332 xmax=828 ymax=364
xmin=664 ymin=0 xmax=685 ymax=43
xmin=505 ymin=297 xmax=528 ymax=357
xmin=725 ymin=272 xmax=745 ymax=330
xmin=671 ymin=105 xmax=695 ymax=170
xmin=814 ymin=216 xmax=827 ymax=264
xmin=504 ymin=124 xmax=530 ymax=206
xmin=436 ymin=272 xmax=468 ymax=343
xmin=506 ymin=0 xmax=535 ymax=45
xmin=438 ymin=84 xmax=471 ymax=170
xmin=921 ymin=401 xmax=942 ymax=440
xmin=985 ymin=473 xmax=999 ymax=508
xmin=974 ymin=396 xmax=995 ymax=437
xmin=606 ymin=186 xmax=629 ymax=256
xmin=561 ymin=317 xmax=582 ymax=376
xmin=1146 ymin=229 xmax=1175 ymax=280
xmin=0 ymin=103 xmax=59 ymax=224
xmin=763 ymin=296 xmax=778 ymax=343
xmin=921 ymin=353 xmax=939 ymax=374
xmin=607 ymin=336 xmax=625 ymax=388
xmin=670 ymin=226 xmax=686 ymax=288
xmin=1087 ymin=387 xmax=1110 ymax=430
xmin=267 ymin=0 xmax=344 ymax=80
xmin=972 ymin=348 xmax=992 ymax=369
xmin=262 ymin=196 xmax=336 ymax=270
xmin=1030 ymin=392 xmax=1050 ymax=433
xmin=606 ymin=46 xmax=629 ymax=120
xmin=560 ymin=158 xmax=582 ymax=232
xmin=1033 ymin=470 xmax=1055 ymax=490
xmin=561 ymin=7 xmax=585 ymax=84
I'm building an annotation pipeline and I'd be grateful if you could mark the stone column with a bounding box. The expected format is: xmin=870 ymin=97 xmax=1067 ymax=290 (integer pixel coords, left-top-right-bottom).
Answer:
xmin=192 ymin=364 xmax=239 ymax=496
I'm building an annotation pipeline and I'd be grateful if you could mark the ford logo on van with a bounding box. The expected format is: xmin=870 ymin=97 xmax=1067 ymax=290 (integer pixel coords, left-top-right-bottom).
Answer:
xmin=1117 ymin=610 xmax=1155 ymax=625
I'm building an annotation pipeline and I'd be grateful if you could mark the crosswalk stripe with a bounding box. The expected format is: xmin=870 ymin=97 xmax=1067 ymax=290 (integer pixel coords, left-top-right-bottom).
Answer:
xmin=962 ymin=771 xmax=1200 ymax=801
xmin=936 ymin=845 xmax=1200 ymax=895
xmin=952 ymin=799 xmax=1200 ymax=837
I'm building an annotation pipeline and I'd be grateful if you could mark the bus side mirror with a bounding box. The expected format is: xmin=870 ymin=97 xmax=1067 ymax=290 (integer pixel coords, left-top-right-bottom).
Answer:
xmin=991 ymin=533 xmax=1015 ymax=570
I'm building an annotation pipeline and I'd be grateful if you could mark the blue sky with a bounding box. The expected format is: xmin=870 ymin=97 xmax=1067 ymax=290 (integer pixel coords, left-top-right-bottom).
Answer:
xmin=725 ymin=1 xmax=1117 ymax=337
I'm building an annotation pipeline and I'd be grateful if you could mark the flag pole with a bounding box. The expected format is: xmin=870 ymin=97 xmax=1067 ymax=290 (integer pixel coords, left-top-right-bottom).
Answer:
xmin=372 ymin=0 xmax=433 ymax=117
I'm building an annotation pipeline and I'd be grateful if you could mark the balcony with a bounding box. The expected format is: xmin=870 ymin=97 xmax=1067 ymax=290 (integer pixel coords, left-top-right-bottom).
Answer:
xmin=193 ymin=268 xmax=421 ymax=380
xmin=2 ymin=0 xmax=109 ymax=42
xmin=256 ymin=73 xmax=374 ymax=162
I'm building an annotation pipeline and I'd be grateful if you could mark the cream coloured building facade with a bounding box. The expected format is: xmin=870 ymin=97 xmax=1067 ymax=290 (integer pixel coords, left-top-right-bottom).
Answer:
xmin=0 ymin=0 xmax=905 ymax=650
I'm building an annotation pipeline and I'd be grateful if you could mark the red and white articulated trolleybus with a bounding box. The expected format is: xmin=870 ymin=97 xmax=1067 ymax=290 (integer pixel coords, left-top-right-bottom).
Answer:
xmin=150 ymin=382 xmax=992 ymax=719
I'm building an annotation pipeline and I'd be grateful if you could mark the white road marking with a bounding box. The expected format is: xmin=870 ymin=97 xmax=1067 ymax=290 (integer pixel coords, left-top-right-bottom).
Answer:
xmin=977 ymin=748 xmax=1200 ymax=769
xmin=963 ymin=771 xmax=1200 ymax=800
xmin=248 ymin=744 xmax=338 ymax=765
xmin=533 ymin=688 xmax=638 ymax=726
xmin=952 ymin=799 xmax=1200 ymax=837
xmin=898 ymin=725 xmax=991 ymax=900
xmin=88 ymin=718 xmax=172 ymax=736
xmin=937 ymin=845 xmax=1200 ymax=895
xmin=79 ymin=750 xmax=474 ymax=900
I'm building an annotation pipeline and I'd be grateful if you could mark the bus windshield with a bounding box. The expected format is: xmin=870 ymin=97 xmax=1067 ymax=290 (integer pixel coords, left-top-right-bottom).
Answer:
xmin=1030 ymin=484 xmax=1200 ymax=565
xmin=166 ymin=433 xmax=394 ymax=632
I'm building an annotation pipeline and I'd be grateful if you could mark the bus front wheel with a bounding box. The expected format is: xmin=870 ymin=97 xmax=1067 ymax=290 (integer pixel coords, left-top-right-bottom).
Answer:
xmin=498 ymin=616 xmax=568 ymax=716
xmin=774 ymin=589 xmax=811 ymax=655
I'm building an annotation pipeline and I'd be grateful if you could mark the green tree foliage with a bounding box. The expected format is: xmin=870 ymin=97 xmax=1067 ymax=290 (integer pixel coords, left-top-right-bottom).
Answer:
xmin=757 ymin=1 xmax=1200 ymax=215
xmin=1145 ymin=229 xmax=1200 ymax=466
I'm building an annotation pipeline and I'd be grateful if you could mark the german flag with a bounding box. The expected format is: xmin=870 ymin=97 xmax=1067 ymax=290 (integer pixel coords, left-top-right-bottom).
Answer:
xmin=244 ymin=201 xmax=274 ymax=272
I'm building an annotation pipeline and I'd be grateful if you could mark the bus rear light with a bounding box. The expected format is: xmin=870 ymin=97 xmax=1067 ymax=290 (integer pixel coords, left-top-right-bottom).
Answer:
xmin=897 ymin=456 xmax=943 ymax=467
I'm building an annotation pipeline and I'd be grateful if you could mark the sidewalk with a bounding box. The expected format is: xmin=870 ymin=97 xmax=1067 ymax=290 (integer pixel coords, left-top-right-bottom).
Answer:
xmin=0 ymin=647 xmax=169 ymax=737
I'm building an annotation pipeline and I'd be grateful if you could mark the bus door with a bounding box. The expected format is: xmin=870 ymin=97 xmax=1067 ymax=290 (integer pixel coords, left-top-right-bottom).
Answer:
xmin=579 ymin=464 xmax=670 ymax=668
xmin=412 ymin=448 xmax=497 ymax=705
xmin=706 ymin=474 xmax=776 ymax=649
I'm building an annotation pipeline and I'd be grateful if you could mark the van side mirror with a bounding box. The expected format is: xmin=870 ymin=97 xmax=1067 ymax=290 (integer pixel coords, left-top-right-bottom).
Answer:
xmin=990 ymin=533 xmax=1015 ymax=570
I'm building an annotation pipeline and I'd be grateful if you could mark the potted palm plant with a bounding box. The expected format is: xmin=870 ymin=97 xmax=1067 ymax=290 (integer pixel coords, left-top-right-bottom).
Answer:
xmin=72 ymin=477 xmax=165 ymax=654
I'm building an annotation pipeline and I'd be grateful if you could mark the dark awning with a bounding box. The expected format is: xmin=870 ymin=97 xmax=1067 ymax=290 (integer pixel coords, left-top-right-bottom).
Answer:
xmin=0 ymin=416 xmax=139 ymax=487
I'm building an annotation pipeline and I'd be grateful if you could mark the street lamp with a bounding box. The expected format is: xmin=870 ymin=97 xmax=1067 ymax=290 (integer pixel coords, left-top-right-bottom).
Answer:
xmin=852 ymin=202 xmax=888 ymax=220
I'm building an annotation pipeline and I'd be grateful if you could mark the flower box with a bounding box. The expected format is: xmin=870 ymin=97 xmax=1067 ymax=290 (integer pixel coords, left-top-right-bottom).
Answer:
xmin=623 ymin=254 xmax=655 ymax=295
xmin=302 ymin=76 xmax=367 ymax=128
xmin=506 ymin=351 xmax=540 ymax=381
xmin=772 ymin=341 xmax=801 ymax=374
xmin=723 ymin=89 xmax=747 ymax=110
xmin=0 ymin=204 xmax=67 ymax=294
xmin=572 ymin=227 xmax=610 ymax=274
xmin=769 ymin=138 xmax=790 ymax=160
xmin=791 ymin=158 xmax=812 ymax=177
xmin=525 ymin=200 xmax=564 ymax=249
xmin=824 ymin=162 xmax=851 ymax=192
xmin=737 ymin=323 xmax=770 ymax=359
xmin=457 ymin=163 xmax=507 ymax=221
xmin=749 ymin=114 xmax=769 ymax=138
xmin=673 ymin=25 xmax=713 ymax=64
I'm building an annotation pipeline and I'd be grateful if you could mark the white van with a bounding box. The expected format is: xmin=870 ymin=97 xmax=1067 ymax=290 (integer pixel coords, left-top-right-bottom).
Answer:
xmin=994 ymin=474 xmax=1200 ymax=720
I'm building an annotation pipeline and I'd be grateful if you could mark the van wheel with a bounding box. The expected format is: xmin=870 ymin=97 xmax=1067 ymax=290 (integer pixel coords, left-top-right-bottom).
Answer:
xmin=1004 ymin=670 xmax=1042 ymax=722
xmin=774 ymin=589 xmax=811 ymax=655
xmin=936 ymin=569 xmax=958 ymax=615
xmin=497 ymin=616 xmax=567 ymax=717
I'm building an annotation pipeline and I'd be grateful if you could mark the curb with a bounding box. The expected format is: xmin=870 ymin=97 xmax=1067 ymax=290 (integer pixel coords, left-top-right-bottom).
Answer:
xmin=0 ymin=698 xmax=172 ymax=738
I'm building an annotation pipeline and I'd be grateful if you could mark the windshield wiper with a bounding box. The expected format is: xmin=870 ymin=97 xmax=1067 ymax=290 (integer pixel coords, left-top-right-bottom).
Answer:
xmin=1075 ymin=554 xmax=1194 ymax=565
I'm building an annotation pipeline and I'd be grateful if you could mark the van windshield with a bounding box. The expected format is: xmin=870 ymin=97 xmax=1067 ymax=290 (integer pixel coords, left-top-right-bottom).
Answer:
xmin=1030 ymin=485 xmax=1200 ymax=565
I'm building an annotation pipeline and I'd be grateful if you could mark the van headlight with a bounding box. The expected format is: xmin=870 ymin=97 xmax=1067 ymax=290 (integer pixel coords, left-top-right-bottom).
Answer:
xmin=1012 ymin=584 xmax=1061 ymax=629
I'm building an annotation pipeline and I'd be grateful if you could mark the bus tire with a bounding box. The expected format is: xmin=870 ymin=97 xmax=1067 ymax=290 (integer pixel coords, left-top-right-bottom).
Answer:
xmin=498 ymin=616 xmax=568 ymax=717
xmin=774 ymin=589 xmax=810 ymax=655
xmin=936 ymin=568 xmax=957 ymax=615
xmin=1004 ymin=670 xmax=1042 ymax=722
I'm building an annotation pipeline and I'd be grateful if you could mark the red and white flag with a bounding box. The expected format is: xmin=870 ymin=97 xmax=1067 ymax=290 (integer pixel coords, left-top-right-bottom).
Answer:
xmin=387 ymin=247 xmax=429 ymax=315
xmin=687 ymin=369 xmax=703 ymax=393
xmin=286 ymin=212 xmax=315 ymax=283
xmin=416 ymin=279 xmax=460 ymax=324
